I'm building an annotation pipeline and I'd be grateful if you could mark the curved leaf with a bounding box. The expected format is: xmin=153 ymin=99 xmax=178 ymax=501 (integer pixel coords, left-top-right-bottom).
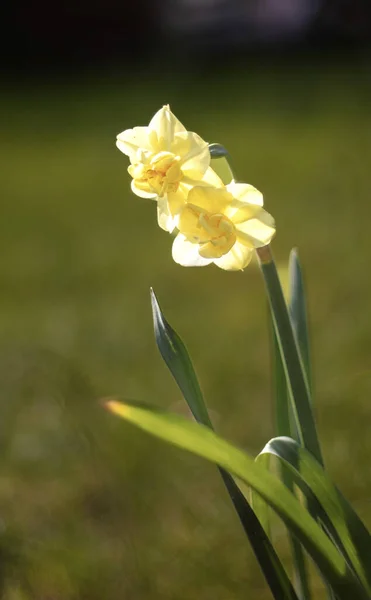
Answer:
xmin=151 ymin=289 xmax=298 ymax=599
xmin=105 ymin=400 xmax=369 ymax=600
xmin=257 ymin=246 xmax=323 ymax=465
xmin=259 ymin=436 xmax=371 ymax=594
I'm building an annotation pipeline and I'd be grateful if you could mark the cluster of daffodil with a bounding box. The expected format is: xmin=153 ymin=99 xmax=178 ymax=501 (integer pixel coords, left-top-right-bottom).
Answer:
xmin=116 ymin=105 xmax=276 ymax=271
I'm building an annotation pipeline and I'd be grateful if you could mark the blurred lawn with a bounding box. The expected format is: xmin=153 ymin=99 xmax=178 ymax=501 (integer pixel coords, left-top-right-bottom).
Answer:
xmin=1 ymin=61 xmax=371 ymax=599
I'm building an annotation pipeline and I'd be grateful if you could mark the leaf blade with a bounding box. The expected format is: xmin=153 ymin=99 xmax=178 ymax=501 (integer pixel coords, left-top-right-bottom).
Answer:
xmin=106 ymin=400 xmax=368 ymax=600
xmin=259 ymin=436 xmax=371 ymax=595
xmin=151 ymin=289 xmax=298 ymax=600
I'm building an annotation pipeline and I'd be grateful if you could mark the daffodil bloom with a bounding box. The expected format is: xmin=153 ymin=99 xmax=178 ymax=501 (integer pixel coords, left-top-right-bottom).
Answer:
xmin=116 ymin=105 xmax=220 ymax=231
xmin=172 ymin=182 xmax=276 ymax=271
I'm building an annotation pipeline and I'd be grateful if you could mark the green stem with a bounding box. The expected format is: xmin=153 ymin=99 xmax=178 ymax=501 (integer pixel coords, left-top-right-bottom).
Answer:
xmin=256 ymin=245 xmax=323 ymax=466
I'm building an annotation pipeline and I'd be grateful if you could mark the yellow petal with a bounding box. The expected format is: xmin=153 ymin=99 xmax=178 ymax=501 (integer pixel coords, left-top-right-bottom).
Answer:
xmin=173 ymin=132 xmax=210 ymax=178
xmin=167 ymin=186 xmax=188 ymax=217
xmin=116 ymin=127 xmax=152 ymax=160
xmin=177 ymin=205 xmax=208 ymax=242
xmin=157 ymin=197 xmax=177 ymax=232
xmin=172 ymin=234 xmax=213 ymax=267
xmin=131 ymin=179 xmax=157 ymax=199
xmin=213 ymin=242 xmax=253 ymax=271
xmin=201 ymin=166 xmax=224 ymax=187
xmin=236 ymin=210 xmax=276 ymax=248
xmin=148 ymin=106 xmax=186 ymax=151
xmin=227 ymin=203 xmax=262 ymax=225
xmin=199 ymin=233 xmax=235 ymax=259
xmin=186 ymin=186 xmax=232 ymax=215
xmin=227 ymin=182 xmax=264 ymax=207
xmin=182 ymin=170 xmax=222 ymax=189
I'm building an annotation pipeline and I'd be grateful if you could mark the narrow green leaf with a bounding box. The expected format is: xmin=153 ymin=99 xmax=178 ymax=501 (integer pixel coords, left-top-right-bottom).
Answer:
xmin=251 ymin=452 xmax=272 ymax=537
xmin=106 ymin=400 xmax=369 ymax=600
xmin=151 ymin=289 xmax=298 ymax=600
xmin=257 ymin=246 xmax=323 ymax=466
xmin=271 ymin=325 xmax=311 ymax=600
xmin=287 ymin=250 xmax=313 ymax=599
xmin=150 ymin=288 xmax=211 ymax=427
xmin=259 ymin=436 xmax=371 ymax=595
xmin=289 ymin=249 xmax=312 ymax=395
xmin=272 ymin=324 xmax=297 ymax=440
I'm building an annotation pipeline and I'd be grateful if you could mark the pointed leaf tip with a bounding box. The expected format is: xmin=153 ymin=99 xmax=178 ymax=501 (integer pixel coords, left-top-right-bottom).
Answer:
xmin=289 ymin=247 xmax=300 ymax=266
xmin=150 ymin=287 xmax=165 ymax=328
xmin=105 ymin=399 xmax=128 ymax=417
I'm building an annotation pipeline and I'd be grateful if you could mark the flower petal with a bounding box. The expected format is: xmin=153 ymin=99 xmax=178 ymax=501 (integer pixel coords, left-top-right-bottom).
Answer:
xmin=213 ymin=242 xmax=253 ymax=271
xmin=177 ymin=204 xmax=206 ymax=241
xmin=186 ymin=186 xmax=232 ymax=215
xmin=199 ymin=234 xmax=236 ymax=259
xmin=182 ymin=166 xmax=223 ymax=190
xmin=167 ymin=186 xmax=188 ymax=217
xmin=201 ymin=166 xmax=224 ymax=187
xmin=149 ymin=106 xmax=186 ymax=151
xmin=236 ymin=209 xmax=276 ymax=248
xmin=227 ymin=203 xmax=262 ymax=225
xmin=172 ymin=234 xmax=213 ymax=267
xmin=116 ymin=127 xmax=152 ymax=160
xmin=131 ymin=179 xmax=157 ymax=199
xmin=227 ymin=182 xmax=264 ymax=207
xmin=157 ymin=197 xmax=177 ymax=232
xmin=173 ymin=132 xmax=210 ymax=178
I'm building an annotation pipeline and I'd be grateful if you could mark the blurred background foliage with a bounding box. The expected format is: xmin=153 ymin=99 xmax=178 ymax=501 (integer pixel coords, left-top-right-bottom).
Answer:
xmin=1 ymin=0 xmax=371 ymax=598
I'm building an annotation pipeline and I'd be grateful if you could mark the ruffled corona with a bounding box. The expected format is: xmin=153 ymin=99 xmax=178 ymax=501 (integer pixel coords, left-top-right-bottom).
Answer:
xmin=172 ymin=182 xmax=275 ymax=271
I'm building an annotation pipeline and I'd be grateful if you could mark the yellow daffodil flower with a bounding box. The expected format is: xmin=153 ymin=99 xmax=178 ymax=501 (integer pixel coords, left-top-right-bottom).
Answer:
xmin=172 ymin=182 xmax=275 ymax=271
xmin=116 ymin=105 xmax=220 ymax=232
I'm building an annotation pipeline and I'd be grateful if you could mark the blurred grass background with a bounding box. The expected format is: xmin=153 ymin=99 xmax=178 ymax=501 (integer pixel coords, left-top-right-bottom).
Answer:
xmin=1 ymin=59 xmax=371 ymax=599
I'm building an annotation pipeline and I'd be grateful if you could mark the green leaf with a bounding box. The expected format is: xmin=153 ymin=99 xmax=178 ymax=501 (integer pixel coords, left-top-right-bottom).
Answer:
xmin=251 ymin=452 xmax=272 ymax=537
xmin=257 ymin=246 xmax=323 ymax=465
xmin=271 ymin=324 xmax=311 ymax=599
xmin=287 ymin=250 xmax=313 ymax=599
xmin=150 ymin=288 xmax=211 ymax=427
xmin=289 ymin=249 xmax=312 ymax=395
xmin=106 ymin=400 xmax=369 ymax=600
xmin=151 ymin=289 xmax=299 ymax=600
xmin=259 ymin=436 xmax=371 ymax=595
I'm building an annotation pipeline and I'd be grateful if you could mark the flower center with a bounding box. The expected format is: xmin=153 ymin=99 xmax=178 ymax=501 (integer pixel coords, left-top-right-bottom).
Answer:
xmin=180 ymin=206 xmax=236 ymax=259
xmin=130 ymin=151 xmax=182 ymax=196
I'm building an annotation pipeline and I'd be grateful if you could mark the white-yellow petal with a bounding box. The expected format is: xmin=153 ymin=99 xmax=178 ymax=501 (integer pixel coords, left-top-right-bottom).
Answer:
xmin=226 ymin=182 xmax=264 ymax=207
xmin=157 ymin=197 xmax=177 ymax=232
xmin=172 ymin=234 xmax=213 ymax=267
xmin=116 ymin=127 xmax=152 ymax=160
xmin=227 ymin=203 xmax=262 ymax=225
xmin=131 ymin=179 xmax=157 ymax=199
xmin=186 ymin=186 xmax=232 ymax=215
xmin=213 ymin=242 xmax=253 ymax=271
xmin=173 ymin=132 xmax=210 ymax=178
xmin=167 ymin=186 xmax=188 ymax=217
xmin=201 ymin=166 xmax=224 ymax=187
xmin=148 ymin=106 xmax=186 ymax=151
xmin=236 ymin=210 xmax=276 ymax=248
xmin=181 ymin=169 xmax=223 ymax=190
